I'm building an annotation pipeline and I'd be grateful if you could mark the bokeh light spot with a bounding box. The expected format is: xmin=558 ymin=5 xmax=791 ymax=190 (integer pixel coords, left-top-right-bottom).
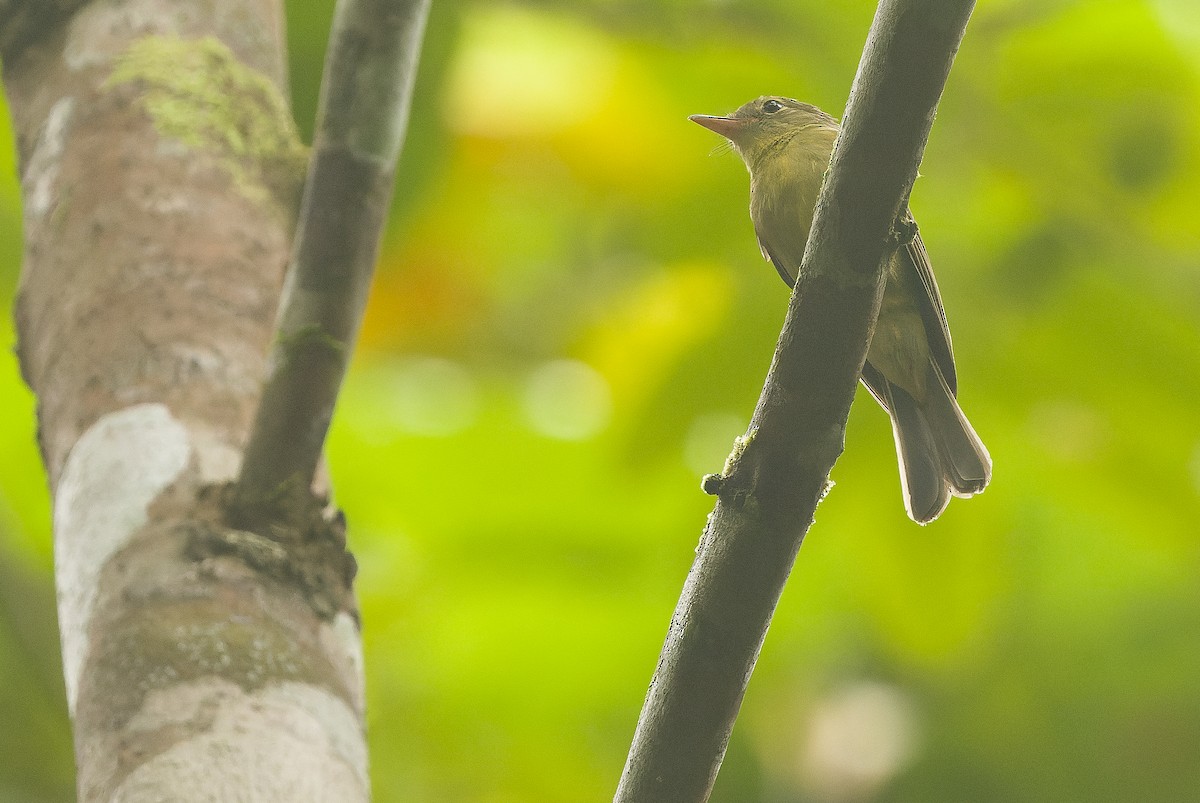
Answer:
xmin=522 ymin=360 xmax=612 ymax=441
xmin=444 ymin=7 xmax=617 ymax=139
xmin=383 ymin=356 xmax=479 ymax=437
xmin=800 ymin=681 xmax=922 ymax=801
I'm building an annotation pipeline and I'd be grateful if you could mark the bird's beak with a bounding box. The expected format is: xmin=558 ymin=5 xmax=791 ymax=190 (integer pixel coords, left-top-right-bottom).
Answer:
xmin=689 ymin=114 xmax=747 ymax=141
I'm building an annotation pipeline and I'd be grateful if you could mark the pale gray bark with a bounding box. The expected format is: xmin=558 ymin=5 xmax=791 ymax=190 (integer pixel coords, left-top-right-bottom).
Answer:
xmin=2 ymin=1 xmax=367 ymax=799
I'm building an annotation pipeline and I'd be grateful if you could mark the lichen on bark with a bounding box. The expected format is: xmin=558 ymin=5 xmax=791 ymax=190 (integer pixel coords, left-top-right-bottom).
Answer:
xmin=105 ymin=34 xmax=307 ymax=211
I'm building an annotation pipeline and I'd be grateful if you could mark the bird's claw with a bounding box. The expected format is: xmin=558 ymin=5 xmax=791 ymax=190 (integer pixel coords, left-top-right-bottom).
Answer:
xmin=889 ymin=211 xmax=918 ymax=248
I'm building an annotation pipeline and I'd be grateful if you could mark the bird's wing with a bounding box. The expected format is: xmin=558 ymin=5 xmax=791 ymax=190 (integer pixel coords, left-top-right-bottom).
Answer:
xmin=754 ymin=223 xmax=798 ymax=289
xmin=753 ymin=204 xmax=957 ymax=397
xmin=905 ymin=231 xmax=958 ymax=396
xmin=860 ymin=360 xmax=893 ymax=415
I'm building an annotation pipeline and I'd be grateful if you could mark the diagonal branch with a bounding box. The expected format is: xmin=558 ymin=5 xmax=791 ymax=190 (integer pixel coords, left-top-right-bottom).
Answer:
xmin=236 ymin=0 xmax=430 ymax=502
xmin=0 ymin=0 xmax=88 ymax=63
xmin=615 ymin=0 xmax=976 ymax=800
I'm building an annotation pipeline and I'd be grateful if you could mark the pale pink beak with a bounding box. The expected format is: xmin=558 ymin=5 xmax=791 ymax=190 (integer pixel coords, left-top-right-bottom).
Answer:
xmin=689 ymin=114 xmax=748 ymax=141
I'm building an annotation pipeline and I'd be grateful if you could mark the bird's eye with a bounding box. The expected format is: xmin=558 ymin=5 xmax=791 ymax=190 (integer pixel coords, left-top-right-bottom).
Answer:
xmin=762 ymin=99 xmax=783 ymax=114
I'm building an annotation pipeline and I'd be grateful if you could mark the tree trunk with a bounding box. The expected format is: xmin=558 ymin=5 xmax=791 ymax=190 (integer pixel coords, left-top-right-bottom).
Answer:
xmin=1 ymin=1 xmax=367 ymax=799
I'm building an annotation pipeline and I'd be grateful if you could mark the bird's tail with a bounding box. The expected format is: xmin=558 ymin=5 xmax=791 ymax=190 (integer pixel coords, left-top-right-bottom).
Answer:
xmin=889 ymin=362 xmax=991 ymax=524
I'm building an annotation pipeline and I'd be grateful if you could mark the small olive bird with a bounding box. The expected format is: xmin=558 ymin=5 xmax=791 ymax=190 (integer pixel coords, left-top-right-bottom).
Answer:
xmin=691 ymin=96 xmax=991 ymax=523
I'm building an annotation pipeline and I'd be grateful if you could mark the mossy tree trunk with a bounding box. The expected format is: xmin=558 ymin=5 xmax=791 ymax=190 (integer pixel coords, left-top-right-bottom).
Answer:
xmin=0 ymin=1 xmax=367 ymax=799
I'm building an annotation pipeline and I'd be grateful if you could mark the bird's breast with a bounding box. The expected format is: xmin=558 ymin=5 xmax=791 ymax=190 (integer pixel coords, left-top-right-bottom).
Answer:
xmin=749 ymin=162 xmax=824 ymax=276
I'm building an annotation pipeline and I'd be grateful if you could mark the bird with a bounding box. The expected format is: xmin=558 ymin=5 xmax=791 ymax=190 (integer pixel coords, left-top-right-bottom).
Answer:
xmin=690 ymin=95 xmax=991 ymax=523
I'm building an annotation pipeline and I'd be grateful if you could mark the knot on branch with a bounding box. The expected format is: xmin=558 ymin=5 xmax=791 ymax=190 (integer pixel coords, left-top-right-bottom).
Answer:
xmin=700 ymin=428 xmax=762 ymax=514
xmin=186 ymin=481 xmax=358 ymax=621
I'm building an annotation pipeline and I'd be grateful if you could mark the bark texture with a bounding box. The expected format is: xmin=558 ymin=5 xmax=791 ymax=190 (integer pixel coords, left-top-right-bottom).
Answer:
xmin=2 ymin=1 xmax=366 ymax=799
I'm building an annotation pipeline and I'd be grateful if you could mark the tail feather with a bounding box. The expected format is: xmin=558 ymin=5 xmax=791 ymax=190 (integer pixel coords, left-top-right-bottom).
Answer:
xmin=888 ymin=388 xmax=951 ymax=524
xmin=880 ymin=361 xmax=991 ymax=524
xmin=923 ymin=361 xmax=991 ymax=497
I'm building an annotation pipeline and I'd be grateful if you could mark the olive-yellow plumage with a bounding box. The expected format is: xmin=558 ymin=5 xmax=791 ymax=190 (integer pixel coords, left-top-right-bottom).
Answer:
xmin=691 ymin=96 xmax=991 ymax=523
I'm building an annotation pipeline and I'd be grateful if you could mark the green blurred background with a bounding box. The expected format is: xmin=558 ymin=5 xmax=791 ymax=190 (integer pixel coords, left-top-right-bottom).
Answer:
xmin=3 ymin=0 xmax=1200 ymax=799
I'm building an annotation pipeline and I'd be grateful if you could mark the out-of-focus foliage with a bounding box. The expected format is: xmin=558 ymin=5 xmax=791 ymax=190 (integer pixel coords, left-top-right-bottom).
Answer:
xmin=2 ymin=0 xmax=1199 ymax=800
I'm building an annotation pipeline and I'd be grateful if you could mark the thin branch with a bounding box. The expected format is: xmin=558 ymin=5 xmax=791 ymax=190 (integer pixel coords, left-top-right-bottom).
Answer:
xmin=236 ymin=0 xmax=430 ymax=501
xmin=0 ymin=0 xmax=87 ymax=64
xmin=615 ymin=0 xmax=976 ymax=800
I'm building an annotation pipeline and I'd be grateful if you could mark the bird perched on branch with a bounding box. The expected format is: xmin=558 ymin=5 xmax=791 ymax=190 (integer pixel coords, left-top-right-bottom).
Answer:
xmin=690 ymin=95 xmax=991 ymax=524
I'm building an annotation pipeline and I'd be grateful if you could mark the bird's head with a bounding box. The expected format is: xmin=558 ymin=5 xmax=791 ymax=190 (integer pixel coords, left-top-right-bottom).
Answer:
xmin=689 ymin=96 xmax=838 ymax=170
